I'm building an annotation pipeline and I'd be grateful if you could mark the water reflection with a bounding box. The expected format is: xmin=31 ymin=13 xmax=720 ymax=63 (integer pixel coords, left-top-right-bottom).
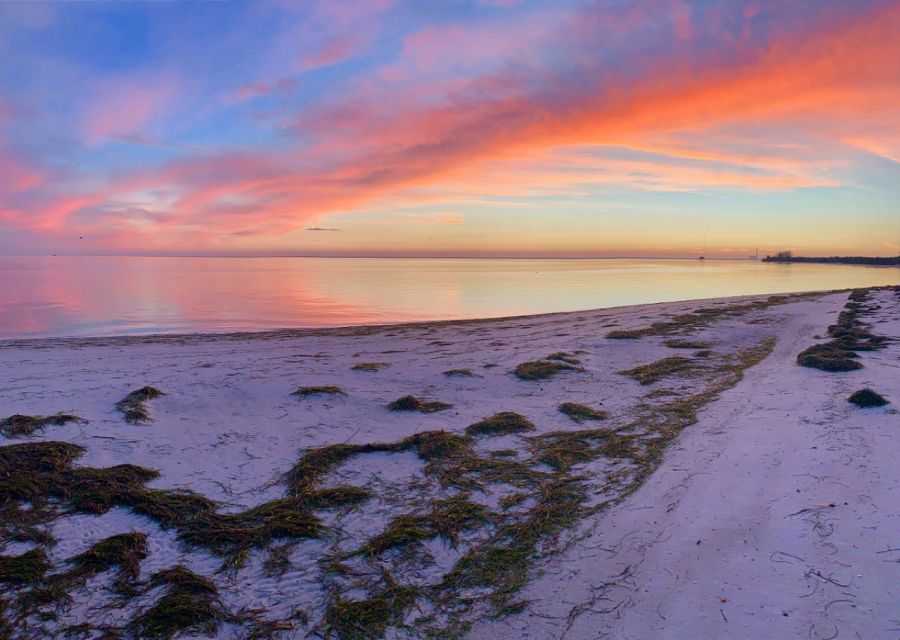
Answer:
xmin=0 ymin=256 xmax=896 ymax=339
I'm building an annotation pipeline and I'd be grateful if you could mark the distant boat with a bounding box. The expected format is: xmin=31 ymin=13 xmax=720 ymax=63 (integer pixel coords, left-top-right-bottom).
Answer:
xmin=747 ymin=248 xmax=759 ymax=261
xmin=698 ymin=256 xmax=705 ymax=261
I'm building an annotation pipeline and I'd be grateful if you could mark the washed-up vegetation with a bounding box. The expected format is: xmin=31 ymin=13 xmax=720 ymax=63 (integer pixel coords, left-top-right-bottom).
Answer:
xmin=558 ymin=402 xmax=607 ymax=423
xmin=466 ymin=412 xmax=534 ymax=437
xmin=317 ymin=575 xmax=418 ymax=640
xmin=0 ymin=330 xmax=782 ymax=639
xmin=443 ymin=368 xmax=477 ymax=377
xmin=513 ymin=360 xmax=579 ymax=381
xmin=606 ymin=294 xmax=815 ymax=339
xmin=796 ymin=343 xmax=862 ymax=372
xmin=116 ymin=386 xmax=164 ymax=423
xmin=66 ymin=531 xmax=148 ymax=586
xmin=0 ymin=441 xmax=332 ymax=574
xmin=0 ymin=413 xmax=82 ymax=438
xmin=619 ymin=356 xmax=696 ymax=385
xmin=0 ymin=290 xmax=809 ymax=638
xmin=530 ymin=429 xmax=634 ymax=471
xmin=848 ymin=388 xmax=888 ymax=408
xmin=128 ymin=566 xmax=229 ymax=640
xmin=352 ymin=362 xmax=388 ymax=372
xmin=664 ymin=338 xmax=711 ymax=349
xmin=797 ymin=289 xmax=888 ymax=372
xmin=0 ymin=438 xmax=370 ymax=636
xmin=387 ymin=395 xmax=452 ymax=413
xmin=285 ymin=430 xmax=475 ymax=496
xmin=363 ymin=496 xmax=488 ymax=556
xmin=306 ymin=335 xmax=778 ymax=636
xmin=0 ymin=549 xmax=50 ymax=586
xmin=293 ymin=385 xmax=346 ymax=398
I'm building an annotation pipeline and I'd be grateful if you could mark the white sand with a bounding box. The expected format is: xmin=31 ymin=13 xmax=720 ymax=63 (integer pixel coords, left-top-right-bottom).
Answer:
xmin=1 ymin=287 xmax=897 ymax=638
xmin=470 ymin=286 xmax=900 ymax=640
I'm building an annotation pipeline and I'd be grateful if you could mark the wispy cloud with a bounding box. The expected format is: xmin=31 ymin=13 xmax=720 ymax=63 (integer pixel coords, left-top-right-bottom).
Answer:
xmin=0 ymin=0 xmax=897 ymax=255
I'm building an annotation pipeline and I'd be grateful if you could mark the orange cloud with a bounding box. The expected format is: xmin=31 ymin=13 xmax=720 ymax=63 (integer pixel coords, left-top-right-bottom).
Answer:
xmin=9 ymin=1 xmax=899 ymax=251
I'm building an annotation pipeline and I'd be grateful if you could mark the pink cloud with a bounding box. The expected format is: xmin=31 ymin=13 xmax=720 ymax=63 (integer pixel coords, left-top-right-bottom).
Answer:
xmin=235 ymin=77 xmax=296 ymax=100
xmin=8 ymin=1 xmax=899 ymax=252
xmin=0 ymin=147 xmax=42 ymax=194
xmin=298 ymin=34 xmax=364 ymax=71
xmin=81 ymin=77 xmax=176 ymax=143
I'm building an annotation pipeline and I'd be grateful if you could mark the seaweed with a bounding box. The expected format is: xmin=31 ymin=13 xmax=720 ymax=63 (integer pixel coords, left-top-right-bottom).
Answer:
xmin=293 ymin=386 xmax=346 ymax=398
xmin=0 ymin=413 xmax=82 ymax=438
xmin=352 ymin=363 xmax=387 ymax=372
xmin=116 ymin=386 xmax=164 ymax=424
xmin=848 ymin=388 xmax=888 ymax=408
xmin=619 ymin=356 xmax=695 ymax=385
xmin=128 ymin=566 xmax=227 ymax=640
xmin=513 ymin=360 xmax=578 ymax=381
xmin=387 ymin=396 xmax=452 ymax=413
xmin=466 ymin=412 xmax=534 ymax=437
xmin=558 ymin=402 xmax=607 ymax=423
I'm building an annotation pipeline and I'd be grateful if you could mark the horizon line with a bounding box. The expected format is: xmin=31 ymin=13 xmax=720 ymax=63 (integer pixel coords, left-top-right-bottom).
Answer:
xmin=2 ymin=252 xmax=898 ymax=261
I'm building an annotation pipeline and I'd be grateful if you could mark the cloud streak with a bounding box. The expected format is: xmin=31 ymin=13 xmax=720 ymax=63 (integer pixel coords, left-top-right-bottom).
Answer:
xmin=0 ymin=0 xmax=897 ymax=255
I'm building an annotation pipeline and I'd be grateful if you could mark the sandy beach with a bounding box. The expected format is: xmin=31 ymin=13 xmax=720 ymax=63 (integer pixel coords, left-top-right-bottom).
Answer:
xmin=1 ymin=286 xmax=897 ymax=639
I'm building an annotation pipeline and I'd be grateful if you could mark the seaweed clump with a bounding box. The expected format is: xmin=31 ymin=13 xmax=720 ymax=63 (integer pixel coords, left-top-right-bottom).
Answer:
xmin=387 ymin=395 xmax=452 ymax=413
xmin=558 ymin=402 xmax=607 ymax=423
xmin=513 ymin=360 xmax=578 ymax=381
xmin=292 ymin=386 xmax=346 ymax=398
xmin=466 ymin=412 xmax=534 ymax=437
xmin=0 ymin=441 xmax=323 ymax=571
xmin=1 ymin=413 xmax=82 ymax=438
xmin=443 ymin=369 xmax=476 ymax=377
xmin=352 ymin=362 xmax=388 ymax=372
xmin=285 ymin=430 xmax=474 ymax=496
xmin=442 ymin=478 xmax=586 ymax=606
xmin=364 ymin=496 xmax=488 ymax=556
xmin=116 ymin=386 xmax=164 ymax=423
xmin=530 ymin=429 xmax=636 ymax=471
xmin=664 ymin=339 xmax=711 ymax=349
xmin=606 ymin=295 xmax=812 ymax=339
xmin=797 ymin=289 xmax=888 ymax=372
xmin=0 ymin=549 xmax=51 ymax=586
xmin=318 ymin=576 xmax=418 ymax=640
xmin=796 ymin=344 xmax=862 ymax=372
xmin=619 ymin=356 xmax=695 ymax=385
xmin=66 ymin=532 xmax=148 ymax=584
xmin=128 ymin=566 xmax=227 ymax=640
xmin=848 ymin=388 xmax=888 ymax=408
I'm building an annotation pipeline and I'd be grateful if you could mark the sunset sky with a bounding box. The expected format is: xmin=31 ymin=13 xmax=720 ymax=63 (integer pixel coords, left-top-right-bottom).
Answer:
xmin=1 ymin=0 xmax=898 ymax=258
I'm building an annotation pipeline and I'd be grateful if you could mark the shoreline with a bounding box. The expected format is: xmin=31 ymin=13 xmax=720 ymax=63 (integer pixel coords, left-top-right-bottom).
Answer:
xmin=0 ymin=287 xmax=851 ymax=348
xmin=763 ymin=256 xmax=900 ymax=266
xmin=470 ymin=285 xmax=900 ymax=640
xmin=1 ymin=287 xmax=897 ymax=638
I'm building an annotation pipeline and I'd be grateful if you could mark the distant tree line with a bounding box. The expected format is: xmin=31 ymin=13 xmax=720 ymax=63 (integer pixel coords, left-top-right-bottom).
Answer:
xmin=763 ymin=252 xmax=900 ymax=266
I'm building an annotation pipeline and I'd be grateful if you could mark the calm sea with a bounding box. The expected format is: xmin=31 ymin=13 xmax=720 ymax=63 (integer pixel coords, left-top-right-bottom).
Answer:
xmin=0 ymin=256 xmax=896 ymax=339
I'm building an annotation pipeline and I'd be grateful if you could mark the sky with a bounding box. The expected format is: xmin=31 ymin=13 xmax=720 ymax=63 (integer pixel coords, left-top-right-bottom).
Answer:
xmin=0 ymin=0 xmax=898 ymax=259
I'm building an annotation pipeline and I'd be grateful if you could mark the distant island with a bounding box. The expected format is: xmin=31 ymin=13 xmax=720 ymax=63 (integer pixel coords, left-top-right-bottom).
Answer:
xmin=763 ymin=251 xmax=900 ymax=266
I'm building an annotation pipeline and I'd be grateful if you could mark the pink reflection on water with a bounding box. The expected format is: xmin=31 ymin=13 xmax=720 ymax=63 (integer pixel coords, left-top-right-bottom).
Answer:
xmin=0 ymin=256 xmax=897 ymax=339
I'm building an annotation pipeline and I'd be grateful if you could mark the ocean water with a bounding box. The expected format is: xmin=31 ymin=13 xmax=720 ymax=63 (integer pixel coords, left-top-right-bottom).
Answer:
xmin=0 ymin=256 xmax=896 ymax=339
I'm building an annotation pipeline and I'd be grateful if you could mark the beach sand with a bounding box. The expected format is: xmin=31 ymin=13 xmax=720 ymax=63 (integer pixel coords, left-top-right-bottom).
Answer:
xmin=1 ymin=286 xmax=897 ymax=638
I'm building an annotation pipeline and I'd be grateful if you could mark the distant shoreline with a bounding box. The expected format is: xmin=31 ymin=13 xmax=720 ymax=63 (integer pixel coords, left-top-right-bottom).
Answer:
xmin=762 ymin=256 xmax=900 ymax=266
xmin=3 ymin=254 xmax=894 ymax=262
